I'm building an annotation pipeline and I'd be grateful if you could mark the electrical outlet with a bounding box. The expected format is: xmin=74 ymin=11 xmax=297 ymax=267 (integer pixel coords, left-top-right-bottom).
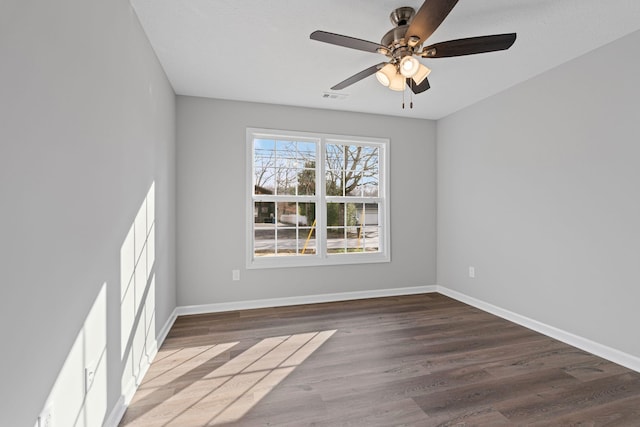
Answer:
xmin=232 ymin=269 xmax=240 ymax=281
xmin=38 ymin=406 xmax=52 ymax=427
xmin=468 ymin=266 xmax=475 ymax=278
xmin=85 ymin=360 xmax=98 ymax=393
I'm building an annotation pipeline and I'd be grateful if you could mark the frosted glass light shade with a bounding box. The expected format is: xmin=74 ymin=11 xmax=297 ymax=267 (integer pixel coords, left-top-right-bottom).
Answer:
xmin=375 ymin=63 xmax=396 ymax=87
xmin=399 ymin=56 xmax=419 ymax=78
xmin=412 ymin=63 xmax=432 ymax=85
xmin=388 ymin=72 xmax=406 ymax=91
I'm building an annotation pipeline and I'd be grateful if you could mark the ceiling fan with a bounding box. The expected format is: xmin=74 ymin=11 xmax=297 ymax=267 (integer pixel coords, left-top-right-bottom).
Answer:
xmin=310 ymin=0 xmax=516 ymax=101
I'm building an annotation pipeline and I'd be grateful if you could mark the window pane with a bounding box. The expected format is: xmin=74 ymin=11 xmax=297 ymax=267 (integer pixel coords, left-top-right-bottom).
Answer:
xmin=326 ymin=144 xmax=344 ymax=170
xmin=298 ymin=202 xmax=315 ymax=227
xmin=297 ymin=165 xmax=315 ymax=195
xmin=362 ymin=227 xmax=380 ymax=252
xmin=254 ymin=225 xmax=275 ymax=257
xmin=344 ymin=226 xmax=361 ymax=253
xmin=345 ymin=171 xmax=362 ymax=197
xmin=327 ymin=227 xmax=345 ymax=253
xmin=344 ymin=145 xmax=361 ymax=172
xmin=358 ymin=175 xmax=379 ymax=197
xmin=355 ymin=203 xmax=379 ymax=226
xmin=298 ymin=141 xmax=316 ymax=160
xmin=355 ymin=146 xmax=378 ymax=171
xmin=326 ymin=170 xmax=344 ymax=196
xmin=254 ymin=151 xmax=273 ymax=169
xmin=345 ymin=202 xmax=358 ymax=227
xmin=254 ymin=138 xmax=276 ymax=194
xmin=276 ymin=205 xmax=295 ymax=255
xmin=327 ymin=203 xmax=345 ymax=227
xmin=275 ymin=227 xmax=297 ymax=255
xmin=276 ymin=140 xmax=297 ymax=160
xmin=254 ymin=201 xmax=275 ymax=224
xmin=298 ymin=227 xmax=316 ymax=255
xmin=255 ymin=138 xmax=275 ymax=160
xmin=254 ymin=169 xmax=275 ymax=195
xmin=276 ymin=169 xmax=297 ymax=195
xmin=277 ymin=202 xmax=298 ymax=225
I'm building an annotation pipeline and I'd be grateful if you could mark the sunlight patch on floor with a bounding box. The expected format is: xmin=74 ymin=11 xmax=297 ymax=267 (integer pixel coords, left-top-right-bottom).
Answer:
xmin=123 ymin=330 xmax=336 ymax=426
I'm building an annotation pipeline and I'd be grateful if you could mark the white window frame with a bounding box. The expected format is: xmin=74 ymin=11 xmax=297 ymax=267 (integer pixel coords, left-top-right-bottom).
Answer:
xmin=246 ymin=127 xmax=390 ymax=269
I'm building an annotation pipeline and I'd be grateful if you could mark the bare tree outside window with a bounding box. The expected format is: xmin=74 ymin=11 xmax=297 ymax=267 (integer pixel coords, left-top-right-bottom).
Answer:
xmin=325 ymin=144 xmax=379 ymax=197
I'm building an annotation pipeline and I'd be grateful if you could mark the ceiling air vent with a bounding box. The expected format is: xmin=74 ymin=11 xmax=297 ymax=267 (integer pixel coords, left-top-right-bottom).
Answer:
xmin=322 ymin=92 xmax=349 ymax=100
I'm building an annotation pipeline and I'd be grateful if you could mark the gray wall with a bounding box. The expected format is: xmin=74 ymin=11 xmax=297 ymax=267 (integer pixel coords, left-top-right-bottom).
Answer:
xmin=177 ymin=97 xmax=436 ymax=306
xmin=0 ymin=0 xmax=176 ymax=425
xmin=437 ymin=30 xmax=640 ymax=358
xmin=4 ymin=0 xmax=637 ymax=422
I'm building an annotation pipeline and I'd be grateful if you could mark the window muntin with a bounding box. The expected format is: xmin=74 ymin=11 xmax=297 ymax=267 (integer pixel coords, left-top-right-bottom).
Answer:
xmin=247 ymin=129 xmax=389 ymax=268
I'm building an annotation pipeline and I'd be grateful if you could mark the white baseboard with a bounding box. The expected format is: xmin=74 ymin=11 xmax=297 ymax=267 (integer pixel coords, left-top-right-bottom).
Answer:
xmin=104 ymin=395 xmax=126 ymax=427
xmin=437 ymin=286 xmax=640 ymax=373
xmin=104 ymin=307 xmax=178 ymax=427
xmin=175 ymin=285 xmax=437 ymax=316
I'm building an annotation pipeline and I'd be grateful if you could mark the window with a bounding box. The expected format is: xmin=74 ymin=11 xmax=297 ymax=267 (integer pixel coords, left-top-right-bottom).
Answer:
xmin=247 ymin=128 xmax=390 ymax=268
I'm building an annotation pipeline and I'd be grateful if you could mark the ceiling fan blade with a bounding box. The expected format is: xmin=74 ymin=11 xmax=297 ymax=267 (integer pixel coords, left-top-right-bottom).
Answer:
xmin=422 ymin=33 xmax=517 ymax=58
xmin=406 ymin=0 xmax=460 ymax=45
xmin=331 ymin=63 xmax=387 ymax=90
xmin=408 ymin=77 xmax=431 ymax=94
xmin=310 ymin=30 xmax=386 ymax=54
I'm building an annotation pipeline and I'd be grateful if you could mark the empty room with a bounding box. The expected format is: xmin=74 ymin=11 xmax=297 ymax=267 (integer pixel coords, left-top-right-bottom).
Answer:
xmin=2 ymin=0 xmax=640 ymax=426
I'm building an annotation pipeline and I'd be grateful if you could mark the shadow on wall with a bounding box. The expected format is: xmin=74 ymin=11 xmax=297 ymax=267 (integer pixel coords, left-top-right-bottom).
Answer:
xmin=35 ymin=182 xmax=158 ymax=427
xmin=120 ymin=181 xmax=158 ymax=400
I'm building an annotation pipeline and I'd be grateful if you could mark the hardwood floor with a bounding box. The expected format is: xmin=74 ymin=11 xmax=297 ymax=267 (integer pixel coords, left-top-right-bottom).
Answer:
xmin=119 ymin=293 xmax=640 ymax=426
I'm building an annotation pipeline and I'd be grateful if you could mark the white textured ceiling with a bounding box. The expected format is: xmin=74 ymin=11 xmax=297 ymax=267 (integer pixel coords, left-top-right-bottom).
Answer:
xmin=131 ymin=0 xmax=640 ymax=120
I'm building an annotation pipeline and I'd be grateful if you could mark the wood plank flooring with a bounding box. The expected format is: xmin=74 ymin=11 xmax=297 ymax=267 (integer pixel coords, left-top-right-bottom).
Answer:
xmin=119 ymin=293 xmax=640 ymax=426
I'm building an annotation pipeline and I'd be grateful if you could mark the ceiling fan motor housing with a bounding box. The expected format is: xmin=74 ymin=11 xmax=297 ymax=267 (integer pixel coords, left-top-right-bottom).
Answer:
xmin=382 ymin=7 xmax=421 ymax=62
xmin=389 ymin=6 xmax=414 ymax=26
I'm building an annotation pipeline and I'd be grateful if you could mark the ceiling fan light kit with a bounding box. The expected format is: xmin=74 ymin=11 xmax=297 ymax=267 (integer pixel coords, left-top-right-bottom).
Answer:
xmin=412 ymin=63 xmax=431 ymax=85
xmin=399 ymin=56 xmax=420 ymax=78
xmin=310 ymin=0 xmax=517 ymax=108
xmin=388 ymin=72 xmax=407 ymax=92
xmin=374 ymin=63 xmax=393 ymax=86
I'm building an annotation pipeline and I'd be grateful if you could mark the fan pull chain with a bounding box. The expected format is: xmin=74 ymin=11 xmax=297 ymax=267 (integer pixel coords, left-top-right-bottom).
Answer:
xmin=410 ymin=87 xmax=413 ymax=109
xmin=403 ymin=80 xmax=412 ymax=109
xmin=401 ymin=80 xmax=415 ymax=110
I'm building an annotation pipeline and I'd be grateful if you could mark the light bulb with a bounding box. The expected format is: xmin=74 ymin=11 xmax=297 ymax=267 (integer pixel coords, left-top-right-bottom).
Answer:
xmin=399 ymin=56 xmax=419 ymax=78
